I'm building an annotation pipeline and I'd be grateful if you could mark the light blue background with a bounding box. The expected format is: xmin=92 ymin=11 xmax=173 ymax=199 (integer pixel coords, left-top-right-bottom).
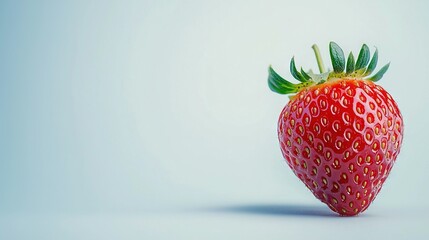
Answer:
xmin=1 ymin=0 xmax=428 ymax=239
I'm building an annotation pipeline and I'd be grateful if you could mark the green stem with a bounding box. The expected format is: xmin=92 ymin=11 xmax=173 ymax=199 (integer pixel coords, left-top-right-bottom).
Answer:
xmin=312 ymin=44 xmax=326 ymax=73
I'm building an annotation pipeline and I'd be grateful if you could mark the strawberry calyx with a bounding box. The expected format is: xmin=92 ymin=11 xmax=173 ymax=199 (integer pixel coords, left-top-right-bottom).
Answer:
xmin=268 ymin=42 xmax=390 ymax=95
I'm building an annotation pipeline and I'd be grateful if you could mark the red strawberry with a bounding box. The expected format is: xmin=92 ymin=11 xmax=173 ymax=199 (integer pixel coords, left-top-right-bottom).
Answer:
xmin=268 ymin=42 xmax=403 ymax=216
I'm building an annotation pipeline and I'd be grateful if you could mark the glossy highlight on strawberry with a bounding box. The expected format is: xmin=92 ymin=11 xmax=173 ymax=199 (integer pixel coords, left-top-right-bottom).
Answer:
xmin=268 ymin=42 xmax=404 ymax=216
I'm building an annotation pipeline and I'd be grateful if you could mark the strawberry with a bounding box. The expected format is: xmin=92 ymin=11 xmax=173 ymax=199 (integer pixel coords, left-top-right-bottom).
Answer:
xmin=268 ymin=42 xmax=403 ymax=216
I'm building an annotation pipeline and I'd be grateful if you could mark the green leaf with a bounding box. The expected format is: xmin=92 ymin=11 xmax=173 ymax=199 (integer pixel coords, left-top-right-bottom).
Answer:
xmin=269 ymin=66 xmax=297 ymax=89
xmin=367 ymin=63 xmax=390 ymax=82
xmin=329 ymin=42 xmax=345 ymax=73
xmin=268 ymin=78 xmax=292 ymax=94
xmin=355 ymin=44 xmax=370 ymax=70
xmin=268 ymin=75 xmax=294 ymax=92
xmin=268 ymin=66 xmax=299 ymax=94
xmin=364 ymin=48 xmax=378 ymax=76
xmin=268 ymin=81 xmax=289 ymax=94
xmin=300 ymin=67 xmax=311 ymax=81
xmin=290 ymin=57 xmax=307 ymax=82
xmin=355 ymin=68 xmax=366 ymax=75
xmin=307 ymin=70 xmax=329 ymax=83
xmin=346 ymin=52 xmax=355 ymax=74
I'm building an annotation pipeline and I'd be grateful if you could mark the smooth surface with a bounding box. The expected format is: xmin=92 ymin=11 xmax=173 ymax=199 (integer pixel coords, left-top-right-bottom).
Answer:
xmin=1 ymin=0 xmax=429 ymax=238
xmin=1 ymin=205 xmax=429 ymax=239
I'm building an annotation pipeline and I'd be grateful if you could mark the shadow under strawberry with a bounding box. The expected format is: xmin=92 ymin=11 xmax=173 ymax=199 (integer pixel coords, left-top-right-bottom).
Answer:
xmin=212 ymin=204 xmax=336 ymax=217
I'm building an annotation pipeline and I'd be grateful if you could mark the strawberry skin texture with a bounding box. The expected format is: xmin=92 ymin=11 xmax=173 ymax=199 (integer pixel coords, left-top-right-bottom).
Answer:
xmin=278 ymin=79 xmax=403 ymax=216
